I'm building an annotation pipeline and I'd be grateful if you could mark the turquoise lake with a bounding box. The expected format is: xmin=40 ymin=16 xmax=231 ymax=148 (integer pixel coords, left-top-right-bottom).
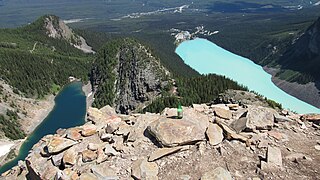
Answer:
xmin=0 ymin=82 xmax=86 ymax=174
xmin=176 ymin=38 xmax=320 ymax=114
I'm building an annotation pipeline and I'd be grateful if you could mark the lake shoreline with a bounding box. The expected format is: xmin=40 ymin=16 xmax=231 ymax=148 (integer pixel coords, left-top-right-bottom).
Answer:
xmin=263 ymin=66 xmax=320 ymax=109
xmin=0 ymin=81 xmax=87 ymax=174
xmin=176 ymin=38 xmax=320 ymax=114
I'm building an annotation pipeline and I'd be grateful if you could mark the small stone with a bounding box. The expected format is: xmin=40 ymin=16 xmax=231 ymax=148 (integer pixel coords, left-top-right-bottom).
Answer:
xmin=206 ymin=123 xmax=224 ymax=146
xmin=82 ymin=150 xmax=97 ymax=163
xmin=51 ymin=153 xmax=64 ymax=167
xmin=148 ymin=147 xmax=183 ymax=161
xmin=274 ymin=114 xmax=291 ymax=123
xmin=79 ymin=173 xmax=98 ymax=180
xmin=104 ymin=144 xmax=119 ymax=156
xmin=179 ymin=175 xmax=191 ymax=180
xmin=81 ymin=124 xmax=97 ymax=137
xmin=88 ymin=143 xmax=99 ymax=151
xmin=65 ymin=128 xmax=82 ymax=141
xmin=227 ymin=104 xmax=239 ymax=110
xmin=63 ymin=147 xmax=77 ymax=167
xmin=132 ymin=159 xmax=159 ymax=180
xmin=201 ymin=167 xmax=232 ymax=180
xmin=106 ymin=121 xmax=121 ymax=134
xmin=315 ymin=145 xmax=320 ymax=151
xmin=115 ymin=123 xmax=131 ymax=136
xmin=267 ymin=131 xmax=283 ymax=140
xmin=96 ymin=148 xmax=108 ymax=164
xmin=100 ymin=132 xmax=113 ymax=142
xmin=285 ymin=153 xmax=306 ymax=162
xmin=91 ymin=164 xmax=118 ymax=179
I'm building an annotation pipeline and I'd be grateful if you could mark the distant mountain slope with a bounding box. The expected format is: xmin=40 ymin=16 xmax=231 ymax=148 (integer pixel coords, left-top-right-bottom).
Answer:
xmin=0 ymin=15 xmax=93 ymax=98
xmin=275 ymin=17 xmax=320 ymax=84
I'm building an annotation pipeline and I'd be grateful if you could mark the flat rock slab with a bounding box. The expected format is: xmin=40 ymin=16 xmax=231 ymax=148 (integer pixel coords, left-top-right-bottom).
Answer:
xmin=262 ymin=146 xmax=282 ymax=170
xmin=201 ymin=167 xmax=232 ymax=180
xmin=147 ymin=117 xmax=206 ymax=147
xmin=206 ymin=123 xmax=224 ymax=146
xmin=246 ymin=106 xmax=277 ymax=130
xmin=213 ymin=106 xmax=232 ymax=120
xmin=46 ymin=137 xmax=77 ymax=154
xmin=148 ymin=147 xmax=183 ymax=161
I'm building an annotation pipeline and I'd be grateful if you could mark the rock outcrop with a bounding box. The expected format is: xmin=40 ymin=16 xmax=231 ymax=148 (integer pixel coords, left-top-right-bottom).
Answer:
xmin=90 ymin=38 xmax=170 ymax=114
xmin=2 ymin=103 xmax=320 ymax=180
xmin=43 ymin=15 xmax=95 ymax=53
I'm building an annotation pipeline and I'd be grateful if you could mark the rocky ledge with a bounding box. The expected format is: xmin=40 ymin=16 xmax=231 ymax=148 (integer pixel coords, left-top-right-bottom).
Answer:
xmin=1 ymin=104 xmax=320 ymax=180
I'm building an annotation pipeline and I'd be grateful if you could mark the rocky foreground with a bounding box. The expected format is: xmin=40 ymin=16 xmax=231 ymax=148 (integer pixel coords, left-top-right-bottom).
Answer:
xmin=1 ymin=103 xmax=320 ymax=180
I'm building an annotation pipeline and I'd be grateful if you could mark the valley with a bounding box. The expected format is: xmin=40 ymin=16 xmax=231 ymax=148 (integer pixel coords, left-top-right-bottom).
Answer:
xmin=0 ymin=0 xmax=319 ymax=179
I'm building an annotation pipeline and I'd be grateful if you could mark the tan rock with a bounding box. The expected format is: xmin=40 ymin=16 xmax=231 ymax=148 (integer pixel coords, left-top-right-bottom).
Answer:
xmin=147 ymin=117 xmax=206 ymax=147
xmin=104 ymin=144 xmax=119 ymax=156
xmin=267 ymin=131 xmax=283 ymax=140
xmin=88 ymin=143 xmax=99 ymax=151
xmin=63 ymin=147 xmax=77 ymax=167
xmin=79 ymin=173 xmax=98 ymax=180
xmin=100 ymin=132 xmax=113 ymax=142
xmin=96 ymin=148 xmax=108 ymax=164
xmin=82 ymin=149 xmax=97 ymax=163
xmin=65 ymin=127 xmax=82 ymax=141
xmin=302 ymin=114 xmax=320 ymax=122
xmin=246 ymin=106 xmax=277 ymax=130
xmin=206 ymin=123 xmax=224 ymax=146
xmin=106 ymin=121 xmax=121 ymax=134
xmin=115 ymin=122 xmax=131 ymax=136
xmin=262 ymin=146 xmax=282 ymax=170
xmin=51 ymin=153 xmax=64 ymax=167
xmin=214 ymin=107 xmax=232 ymax=120
xmin=46 ymin=136 xmax=77 ymax=154
xmin=201 ymin=167 xmax=232 ymax=180
xmin=148 ymin=147 xmax=183 ymax=161
xmin=161 ymin=108 xmax=177 ymax=117
xmin=192 ymin=104 xmax=208 ymax=112
xmin=132 ymin=159 xmax=159 ymax=180
xmin=91 ymin=164 xmax=118 ymax=179
xmin=63 ymin=168 xmax=79 ymax=180
xmin=81 ymin=124 xmax=97 ymax=137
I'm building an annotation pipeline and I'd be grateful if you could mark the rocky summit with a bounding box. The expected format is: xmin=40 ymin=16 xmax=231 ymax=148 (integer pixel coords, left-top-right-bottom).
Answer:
xmin=1 ymin=103 xmax=320 ymax=180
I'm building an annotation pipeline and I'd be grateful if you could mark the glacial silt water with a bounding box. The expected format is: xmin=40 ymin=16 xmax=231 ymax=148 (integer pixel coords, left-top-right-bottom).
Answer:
xmin=176 ymin=38 xmax=320 ymax=114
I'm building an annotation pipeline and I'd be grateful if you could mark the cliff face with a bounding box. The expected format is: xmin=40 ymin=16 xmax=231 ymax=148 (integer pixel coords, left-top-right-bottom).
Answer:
xmin=91 ymin=38 xmax=170 ymax=114
xmin=43 ymin=15 xmax=95 ymax=53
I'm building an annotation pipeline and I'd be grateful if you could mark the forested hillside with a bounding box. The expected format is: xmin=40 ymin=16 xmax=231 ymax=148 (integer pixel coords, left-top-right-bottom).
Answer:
xmin=0 ymin=15 xmax=93 ymax=140
xmin=0 ymin=15 xmax=92 ymax=98
xmin=143 ymin=74 xmax=248 ymax=113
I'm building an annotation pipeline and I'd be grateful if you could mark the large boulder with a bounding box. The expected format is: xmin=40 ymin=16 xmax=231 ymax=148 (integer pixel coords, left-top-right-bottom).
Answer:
xmin=147 ymin=117 xmax=207 ymax=147
xmin=246 ymin=106 xmax=277 ymax=130
xmin=46 ymin=136 xmax=77 ymax=154
xmin=87 ymin=107 xmax=121 ymax=126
